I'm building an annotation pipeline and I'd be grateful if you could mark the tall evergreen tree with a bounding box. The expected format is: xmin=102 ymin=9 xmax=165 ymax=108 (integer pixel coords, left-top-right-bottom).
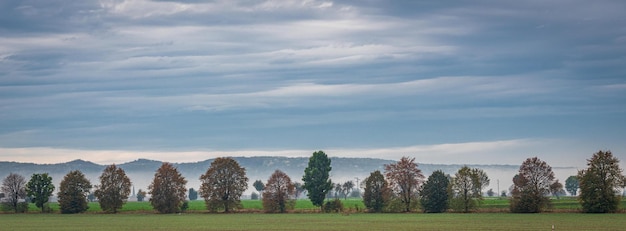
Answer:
xmin=302 ymin=150 xmax=333 ymax=208
xmin=420 ymin=170 xmax=449 ymax=213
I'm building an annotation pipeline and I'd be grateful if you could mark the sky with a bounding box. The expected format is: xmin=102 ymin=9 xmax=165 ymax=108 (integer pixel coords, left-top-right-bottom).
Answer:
xmin=1 ymin=0 xmax=625 ymax=167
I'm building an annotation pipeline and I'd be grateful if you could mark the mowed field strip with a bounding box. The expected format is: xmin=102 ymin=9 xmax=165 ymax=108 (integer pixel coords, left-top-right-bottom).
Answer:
xmin=2 ymin=199 xmax=626 ymax=230
xmin=1 ymin=213 xmax=625 ymax=231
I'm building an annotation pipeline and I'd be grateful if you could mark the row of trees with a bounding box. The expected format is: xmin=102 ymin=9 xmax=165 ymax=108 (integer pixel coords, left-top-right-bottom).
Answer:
xmin=358 ymin=150 xmax=624 ymax=213
xmin=2 ymin=150 xmax=623 ymax=214
xmin=361 ymin=158 xmax=490 ymax=213
xmin=0 ymin=165 xmax=130 ymax=214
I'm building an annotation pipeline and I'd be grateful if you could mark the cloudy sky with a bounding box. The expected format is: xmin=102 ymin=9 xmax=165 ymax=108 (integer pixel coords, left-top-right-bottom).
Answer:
xmin=1 ymin=0 xmax=625 ymax=167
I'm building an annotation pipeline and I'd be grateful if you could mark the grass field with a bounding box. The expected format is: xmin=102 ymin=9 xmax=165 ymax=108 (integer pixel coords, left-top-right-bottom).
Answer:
xmin=1 ymin=212 xmax=626 ymax=230
xmin=17 ymin=197 xmax=624 ymax=213
xmin=3 ymin=197 xmax=626 ymax=230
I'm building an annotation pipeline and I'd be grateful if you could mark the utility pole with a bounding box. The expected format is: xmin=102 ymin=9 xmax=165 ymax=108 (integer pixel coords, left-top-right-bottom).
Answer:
xmin=497 ymin=179 xmax=500 ymax=197
xmin=354 ymin=177 xmax=361 ymax=196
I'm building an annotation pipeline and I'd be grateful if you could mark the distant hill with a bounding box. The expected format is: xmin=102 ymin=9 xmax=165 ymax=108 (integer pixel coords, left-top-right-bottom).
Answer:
xmin=0 ymin=157 xmax=578 ymax=198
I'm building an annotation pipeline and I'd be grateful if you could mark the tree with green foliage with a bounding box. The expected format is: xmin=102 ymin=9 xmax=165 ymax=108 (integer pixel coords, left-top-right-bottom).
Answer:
xmin=136 ymin=189 xmax=146 ymax=202
xmin=58 ymin=170 xmax=92 ymax=214
xmin=262 ymin=170 xmax=295 ymax=213
xmin=362 ymin=170 xmax=391 ymax=213
xmin=149 ymin=163 xmax=188 ymax=213
xmin=26 ymin=173 xmax=55 ymax=213
xmin=1 ymin=173 xmax=27 ymax=213
xmin=510 ymin=157 xmax=556 ymax=213
xmin=578 ymin=150 xmax=624 ymax=213
xmin=200 ymin=157 xmax=248 ymax=212
xmin=94 ymin=164 xmax=132 ymax=213
xmin=450 ymin=166 xmax=489 ymax=213
xmin=384 ymin=157 xmax=424 ymax=212
xmin=302 ymin=150 xmax=333 ymax=208
xmin=188 ymin=188 xmax=198 ymax=200
xmin=253 ymin=180 xmax=265 ymax=194
xmin=420 ymin=170 xmax=450 ymax=213
xmin=565 ymin=175 xmax=579 ymax=196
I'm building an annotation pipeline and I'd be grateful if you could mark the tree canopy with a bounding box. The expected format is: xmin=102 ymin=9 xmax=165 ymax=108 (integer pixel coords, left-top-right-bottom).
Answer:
xmin=94 ymin=164 xmax=132 ymax=213
xmin=262 ymin=170 xmax=295 ymax=213
xmin=565 ymin=175 xmax=579 ymax=196
xmin=302 ymin=150 xmax=333 ymax=208
xmin=420 ymin=170 xmax=450 ymax=213
xmin=362 ymin=170 xmax=390 ymax=213
xmin=26 ymin=173 xmax=55 ymax=213
xmin=253 ymin=180 xmax=265 ymax=193
xmin=58 ymin=170 xmax=92 ymax=214
xmin=149 ymin=163 xmax=188 ymax=213
xmin=450 ymin=166 xmax=489 ymax=213
xmin=199 ymin=157 xmax=248 ymax=212
xmin=510 ymin=157 xmax=555 ymax=213
xmin=578 ymin=150 xmax=624 ymax=213
xmin=384 ymin=156 xmax=424 ymax=212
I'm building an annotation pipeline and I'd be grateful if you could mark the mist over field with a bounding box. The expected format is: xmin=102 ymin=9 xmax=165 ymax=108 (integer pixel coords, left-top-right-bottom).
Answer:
xmin=0 ymin=157 xmax=580 ymax=200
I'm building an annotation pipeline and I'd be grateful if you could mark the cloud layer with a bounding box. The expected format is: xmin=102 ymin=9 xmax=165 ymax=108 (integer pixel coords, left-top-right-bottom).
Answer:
xmin=1 ymin=0 xmax=625 ymax=166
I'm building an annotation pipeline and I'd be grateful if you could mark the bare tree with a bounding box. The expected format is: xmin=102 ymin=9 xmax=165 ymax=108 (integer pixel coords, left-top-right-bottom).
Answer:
xmin=384 ymin=157 xmax=424 ymax=212
xmin=199 ymin=157 xmax=248 ymax=212
xmin=293 ymin=182 xmax=305 ymax=199
xmin=550 ymin=180 xmax=564 ymax=199
xmin=149 ymin=163 xmax=187 ymax=213
xmin=262 ymin=170 xmax=295 ymax=213
xmin=1 ymin=173 xmax=27 ymax=213
xmin=342 ymin=181 xmax=354 ymax=200
xmin=94 ymin=164 xmax=132 ymax=213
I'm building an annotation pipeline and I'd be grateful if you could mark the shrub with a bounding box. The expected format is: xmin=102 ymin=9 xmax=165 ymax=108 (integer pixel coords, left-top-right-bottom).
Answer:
xmin=323 ymin=199 xmax=344 ymax=213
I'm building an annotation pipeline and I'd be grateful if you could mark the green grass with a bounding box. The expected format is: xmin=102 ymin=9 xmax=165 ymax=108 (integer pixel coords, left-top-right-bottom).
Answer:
xmin=1 ymin=213 xmax=626 ymax=230
xmin=19 ymin=197 xmax=626 ymax=213
xmin=4 ymin=198 xmax=626 ymax=230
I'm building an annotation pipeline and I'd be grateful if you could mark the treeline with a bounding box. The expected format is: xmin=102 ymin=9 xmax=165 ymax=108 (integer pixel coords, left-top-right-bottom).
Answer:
xmin=1 ymin=150 xmax=623 ymax=214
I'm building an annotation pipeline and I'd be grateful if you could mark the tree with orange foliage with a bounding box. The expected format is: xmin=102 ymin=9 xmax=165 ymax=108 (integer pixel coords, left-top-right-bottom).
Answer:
xmin=262 ymin=170 xmax=295 ymax=213
xmin=384 ymin=157 xmax=424 ymax=212
xmin=200 ymin=157 xmax=248 ymax=212
xmin=148 ymin=163 xmax=187 ymax=213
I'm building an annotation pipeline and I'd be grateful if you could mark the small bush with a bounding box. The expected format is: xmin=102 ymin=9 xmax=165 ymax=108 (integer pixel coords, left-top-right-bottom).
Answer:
xmin=323 ymin=199 xmax=344 ymax=213
xmin=180 ymin=201 xmax=189 ymax=213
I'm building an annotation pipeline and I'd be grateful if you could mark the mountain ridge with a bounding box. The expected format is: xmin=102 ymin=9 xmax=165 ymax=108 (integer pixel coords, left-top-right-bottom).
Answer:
xmin=0 ymin=157 xmax=578 ymax=197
